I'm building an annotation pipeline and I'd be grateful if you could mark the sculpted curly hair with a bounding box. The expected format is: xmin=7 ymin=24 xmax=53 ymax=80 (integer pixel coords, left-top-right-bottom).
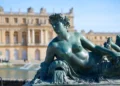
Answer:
xmin=49 ymin=13 xmax=70 ymax=29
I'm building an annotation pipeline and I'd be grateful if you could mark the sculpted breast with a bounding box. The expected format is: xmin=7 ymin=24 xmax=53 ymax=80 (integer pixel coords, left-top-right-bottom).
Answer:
xmin=72 ymin=43 xmax=82 ymax=52
xmin=72 ymin=38 xmax=83 ymax=53
xmin=55 ymin=42 xmax=72 ymax=56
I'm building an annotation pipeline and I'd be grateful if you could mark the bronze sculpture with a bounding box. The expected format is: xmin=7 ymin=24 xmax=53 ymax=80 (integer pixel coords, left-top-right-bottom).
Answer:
xmin=27 ymin=14 xmax=120 ymax=85
xmin=116 ymin=35 xmax=120 ymax=47
xmin=104 ymin=36 xmax=120 ymax=52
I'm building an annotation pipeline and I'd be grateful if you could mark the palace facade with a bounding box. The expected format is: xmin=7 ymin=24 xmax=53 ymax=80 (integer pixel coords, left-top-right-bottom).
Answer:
xmin=0 ymin=6 xmax=74 ymax=62
xmin=0 ymin=6 xmax=119 ymax=62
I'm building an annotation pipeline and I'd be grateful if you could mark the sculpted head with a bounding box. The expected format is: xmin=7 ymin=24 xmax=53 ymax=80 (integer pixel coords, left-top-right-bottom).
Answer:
xmin=49 ymin=14 xmax=70 ymax=35
xmin=116 ymin=35 xmax=120 ymax=47
xmin=116 ymin=35 xmax=120 ymax=40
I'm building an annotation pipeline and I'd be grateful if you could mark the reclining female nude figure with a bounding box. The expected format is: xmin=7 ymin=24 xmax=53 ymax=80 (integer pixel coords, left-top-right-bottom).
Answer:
xmin=33 ymin=14 xmax=120 ymax=84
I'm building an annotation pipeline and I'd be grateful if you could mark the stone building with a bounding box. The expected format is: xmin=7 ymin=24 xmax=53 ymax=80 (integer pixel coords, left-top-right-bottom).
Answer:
xmin=0 ymin=6 xmax=74 ymax=62
xmin=0 ymin=6 xmax=119 ymax=63
xmin=81 ymin=30 xmax=120 ymax=46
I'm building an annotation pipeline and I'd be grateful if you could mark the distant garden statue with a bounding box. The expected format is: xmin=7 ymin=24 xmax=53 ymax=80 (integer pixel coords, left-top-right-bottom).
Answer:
xmin=25 ymin=13 xmax=120 ymax=86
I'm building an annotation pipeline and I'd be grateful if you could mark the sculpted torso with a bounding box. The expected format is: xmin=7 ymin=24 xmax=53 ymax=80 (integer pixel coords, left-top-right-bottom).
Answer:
xmin=49 ymin=32 xmax=95 ymax=73
xmin=32 ymin=14 xmax=120 ymax=84
xmin=41 ymin=14 xmax=120 ymax=81
xmin=44 ymin=14 xmax=120 ymax=76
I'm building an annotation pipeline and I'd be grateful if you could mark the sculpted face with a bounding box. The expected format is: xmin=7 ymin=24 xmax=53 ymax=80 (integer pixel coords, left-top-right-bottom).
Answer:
xmin=52 ymin=21 xmax=68 ymax=36
xmin=116 ymin=35 xmax=120 ymax=40
xmin=116 ymin=35 xmax=120 ymax=46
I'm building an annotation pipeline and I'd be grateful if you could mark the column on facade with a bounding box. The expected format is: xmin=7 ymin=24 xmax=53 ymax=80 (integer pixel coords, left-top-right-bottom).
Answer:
xmin=40 ymin=29 xmax=43 ymax=44
xmin=0 ymin=17 xmax=1 ymax=24
xmin=28 ymin=29 xmax=31 ymax=44
xmin=45 ymin=29 xmax=48 ymax=45
xmin=0 ymin=30 xmax=2 ymax=44
xmin=18 ymin=30 xmax=22 ymax=44
xmin=10 ymin=30 xmax=14 ymax=45
xmin=32 ymin=29 xmax=35 ymax=44
xmin=2 ymin=30 xmax=5 ymax=44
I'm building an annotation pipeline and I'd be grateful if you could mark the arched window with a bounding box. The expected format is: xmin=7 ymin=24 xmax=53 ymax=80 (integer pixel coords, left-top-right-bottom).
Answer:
xmin=14 ymin=49 xmax=19 ymax=60
xmin=22 ymin=32 xmax=27 ymax=45
xmin=14 ymin=31 xmax=18 ymax=44
xmin=95 ymin=36 xmax=97 ymax=40
xmin=36 ymin=18 xmax=39 ymax=24
xmin=35 ymin=31 xmax=40 ymax=43
xmin=14 ymin=18 xmax=18 ymax=23
xmin=5 ymin=31 xmax=10 ymax=44
xmin=35 ymin=49 xmax=40 ymax=60
xmin=100 ymin=36 xmax=102 ymax=40
xmin=5 ymin=18 xmax=9 ymax=23
xmin=22 ymin=50 xmax=27 ymax=60
xmin=23 ymin=18 xmax=26 ymax=24
xmin=5 ymin=49 xmax=10 ymax=61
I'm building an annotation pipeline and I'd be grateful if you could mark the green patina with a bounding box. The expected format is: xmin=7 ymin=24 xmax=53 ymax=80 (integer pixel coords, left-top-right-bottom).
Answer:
xmin=28 ymin=13 xmax=120 ymax=86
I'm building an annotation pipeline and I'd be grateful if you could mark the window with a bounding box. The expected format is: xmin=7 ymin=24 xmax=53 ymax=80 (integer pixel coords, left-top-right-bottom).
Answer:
xmin=22 ymin=32 xmax=27 ymax=45
xmin=22 ymin=50 xmax=27 ymax=60
xmin=5 ymin=18 xmax=9 ymax=23
xmin=100 ymin=36 xmax=102 ymax=40
xmin=14 ymin=18 xmax=18 ymax=23
xmin=95 ymin=36 xmax=97 ymax=39
xmin=14 ymin=49 xmax=19 ymax=60
xmin=5 ymin=31 xmax=10 ymax=44
xmin=23 ymin=18 xmax=26 ymax=24
xmin=44 ymin=19 xmax=46 ymax=24
xmin=35 ymin=49 xmax=40 ymax=60
xmin=14 ymin=32 xmax=18 ymax=44
xmin=5 ymin=49 xmax=10 ymax=61
xmin=36 ymin=18 xmax=39 ymax=24
xmin=35 ymin=31 xmax=40 ymax=43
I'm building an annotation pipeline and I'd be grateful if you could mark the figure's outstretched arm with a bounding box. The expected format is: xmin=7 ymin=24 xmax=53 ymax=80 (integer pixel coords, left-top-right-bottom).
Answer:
xmin=80 ymin=34 xmax=118 ymax=57
xmin=110 ymin=41 xmax=120 ymax=52
xmin=106 ymin=37 xmax=120 ymax=52
xmin=80 ymin=34 xmax=96 ymax=52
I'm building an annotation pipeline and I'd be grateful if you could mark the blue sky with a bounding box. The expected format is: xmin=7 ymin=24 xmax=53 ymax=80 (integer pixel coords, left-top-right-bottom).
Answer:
xmin=0 ymin=0 xmax=120 ymax=32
